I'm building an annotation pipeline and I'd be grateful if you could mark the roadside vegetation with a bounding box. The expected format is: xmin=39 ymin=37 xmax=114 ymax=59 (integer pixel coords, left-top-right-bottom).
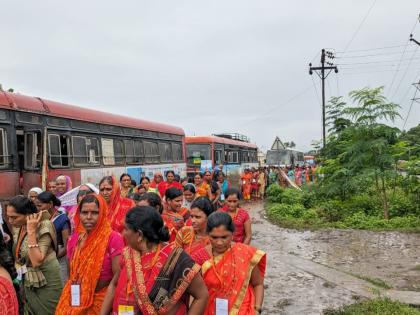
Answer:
xmin=323 ymin=298 xmax=420 ymax=315
xmin=266 ymin=87 xmax=420 ymax=231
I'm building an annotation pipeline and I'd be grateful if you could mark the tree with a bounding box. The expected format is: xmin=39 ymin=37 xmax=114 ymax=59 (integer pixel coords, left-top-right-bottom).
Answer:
xmin=284 ymin=141 xmax=296 ymax=149
xmin=339 ymin=87 xmax=400 ymax=219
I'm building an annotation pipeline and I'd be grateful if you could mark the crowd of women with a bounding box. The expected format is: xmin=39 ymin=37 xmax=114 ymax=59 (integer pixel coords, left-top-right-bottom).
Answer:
xmin=0 ymin=170 xmax=265 ymax=315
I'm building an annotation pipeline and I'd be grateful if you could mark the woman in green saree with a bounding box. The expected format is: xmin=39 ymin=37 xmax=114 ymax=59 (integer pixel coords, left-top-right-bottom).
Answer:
xmin=6 ymin=195 xmax=62 ymax=315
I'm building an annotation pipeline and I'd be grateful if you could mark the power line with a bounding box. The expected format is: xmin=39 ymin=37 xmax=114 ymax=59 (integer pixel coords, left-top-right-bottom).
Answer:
xmin=402 ymin=83 xmax=419 ymax=130
xmin=337 ymin=55 xmax=420 ymax=66
xmin=336 ymin=44 xmax=408 ymax=54
xmin=341 ymin=0 xmax=378 ymax=54
xmin=387 ymin=17 xmax=419 ymax=97
xmin=243 ymin=83 xmax=317 ymax=124
xmin=390 ymin=46 xmax=419 ymax=100
xmin=335 ymin=49 xmax=419 ymax=59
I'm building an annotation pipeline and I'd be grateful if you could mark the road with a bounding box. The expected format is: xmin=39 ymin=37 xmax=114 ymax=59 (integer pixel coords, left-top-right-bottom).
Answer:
xmin=244 ymin=201 xmax=420 ymax=314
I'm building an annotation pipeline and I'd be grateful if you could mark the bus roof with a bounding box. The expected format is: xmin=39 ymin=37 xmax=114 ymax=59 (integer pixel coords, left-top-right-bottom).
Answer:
xmin=0 ymin=91 xmax=185 ymax=136
xmin=186 ymin=135 xmax=258 ymax=149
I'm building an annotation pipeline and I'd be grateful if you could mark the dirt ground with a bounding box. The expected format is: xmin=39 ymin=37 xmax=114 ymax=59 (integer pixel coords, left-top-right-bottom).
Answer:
xmin=244 ymin=201 xmax=420 ymax=314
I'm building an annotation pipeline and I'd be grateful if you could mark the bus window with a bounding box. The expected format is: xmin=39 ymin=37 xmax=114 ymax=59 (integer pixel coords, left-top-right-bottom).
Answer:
xmin=0 ymin=128 xmax=9 ymax=167
xmin=72 ymin=136 xmax=88 ymax=165
xmin=186 ymin=144 xmax=210 ymax=166
xmin=134 ymin=140 xmax=144 ymax=163
xmin=214 ymin=150 xmax=222 ymax=165
xmin=172 ymin=143 xmax=183 ymax=162
xmin=102 ymin=138 xmax=115 ymax=165
xmin=144 ymin=141 xmax=159 ymax=164
xmin=114 ymin=139 xmax=125 ymax=165
xmin=24 ymin=132 xmax=41 ymax=169
xmin=228 ymin=151 xmax=239 ymax=164
xmin=158 ymin=142 xmax=172 ymax=163
xmin=124 ymin=140 xmax=135 ymax=164
xmin=48 ymin=134 xmax=70 ymax=167
xmin=88 ymin=138 xmax=100 ymax=164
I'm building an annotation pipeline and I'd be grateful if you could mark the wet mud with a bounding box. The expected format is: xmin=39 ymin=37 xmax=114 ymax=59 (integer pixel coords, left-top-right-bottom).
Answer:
xmin=244 ymin=201 xmax=420 ymax=314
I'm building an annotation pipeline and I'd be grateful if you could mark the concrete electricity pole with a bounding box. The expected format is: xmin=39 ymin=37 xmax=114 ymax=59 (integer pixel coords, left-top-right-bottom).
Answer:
xmin=309 ymin=49 xmax=338 ymax=148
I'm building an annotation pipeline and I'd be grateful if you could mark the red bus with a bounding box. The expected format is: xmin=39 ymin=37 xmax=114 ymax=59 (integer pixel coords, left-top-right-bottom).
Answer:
xmin=0 ymin=91 xmax=186 ymax=201
xmin=185 ymin=134 xmax=258 ymax=185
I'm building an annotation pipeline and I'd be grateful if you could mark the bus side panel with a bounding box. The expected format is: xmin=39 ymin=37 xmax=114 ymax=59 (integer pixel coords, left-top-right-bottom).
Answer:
xmin=0 ymin=171 xmax=19 ymax=201
xmin=22 ymin=171 xmax=42 ymax=194
xmin=47 ymin=169 xmax=82 ymax=189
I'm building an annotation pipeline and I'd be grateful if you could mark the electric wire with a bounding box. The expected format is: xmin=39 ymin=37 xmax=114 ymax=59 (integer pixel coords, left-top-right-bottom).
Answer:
xmin=341 ymin=0 xmax=378 ymax=54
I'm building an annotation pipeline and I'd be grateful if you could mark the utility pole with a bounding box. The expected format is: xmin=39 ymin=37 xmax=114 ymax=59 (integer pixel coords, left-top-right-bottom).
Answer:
xmin=309 ymin=49 xmax=338 ymax=148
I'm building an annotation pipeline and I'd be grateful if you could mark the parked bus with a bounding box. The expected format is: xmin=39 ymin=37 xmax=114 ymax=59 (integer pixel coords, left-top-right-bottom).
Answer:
xmin=185 ymin=134 xmax=258 ymax=186
xmin=266 ymin=148 xmax=305 ymax=166
xmin=0 ymin=91 xmax=186 ymax=201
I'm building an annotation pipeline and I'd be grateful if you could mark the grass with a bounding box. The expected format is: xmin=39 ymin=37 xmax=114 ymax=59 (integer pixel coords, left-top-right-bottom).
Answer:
xmin=323 ymin=298 xmax=420 ymax=315
xmin=356 ymin=275 xmax=392 ymax=290
xmin=265 ymin=203 xmax=420 ymax=233
xmin=413 ymin=265 xmax=420 ymax=271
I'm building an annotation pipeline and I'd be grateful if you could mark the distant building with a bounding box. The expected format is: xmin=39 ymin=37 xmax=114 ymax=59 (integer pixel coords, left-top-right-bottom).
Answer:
xmin=266 ymin=136 xmax=304 ymax=166
xmin=257 ymin=150 xmax=266 ymax=166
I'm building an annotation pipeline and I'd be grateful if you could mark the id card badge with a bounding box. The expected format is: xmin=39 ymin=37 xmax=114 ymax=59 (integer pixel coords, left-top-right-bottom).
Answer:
xmin=215 ymin=298 xmax=228 ymax=315
xmin=118 ymin=305 xmax=134 ymax=315
xmin=220 ymin=193 xmax=225 ymax=201
xmin=71 ymin=284 xmax=81 ymax=306
xmin=15 ymin=263 xmax=27 ymax=281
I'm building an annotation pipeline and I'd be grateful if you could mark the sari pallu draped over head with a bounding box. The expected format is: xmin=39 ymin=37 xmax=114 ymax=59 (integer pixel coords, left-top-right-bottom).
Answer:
xmin=107 ymin=176 xmax=135 ymax=233
xmin=201 ymin=243 xmax=266 ymax=315
xmin=113 ymin=243 xmax=200 ymax=315
xmin=56 ymin=194 xmax=112 ymax=315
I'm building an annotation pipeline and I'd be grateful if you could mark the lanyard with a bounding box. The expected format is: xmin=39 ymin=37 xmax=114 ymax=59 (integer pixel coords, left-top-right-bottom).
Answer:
xmin=15 ymin=226 xmax=27 ymax=261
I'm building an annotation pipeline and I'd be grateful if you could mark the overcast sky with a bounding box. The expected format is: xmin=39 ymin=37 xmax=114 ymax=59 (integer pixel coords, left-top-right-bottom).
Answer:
xmin=1 ymin=1 xmax=419 ymax=151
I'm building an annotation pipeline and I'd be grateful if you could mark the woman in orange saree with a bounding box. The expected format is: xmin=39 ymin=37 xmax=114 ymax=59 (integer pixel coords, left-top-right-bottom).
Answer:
xmin=195 ymin=212 xmax=266 ymax=315
xmin=175 ymin=197 xmax=214 ymax=257
xmin=99 ymin=176 xmax=135 ymax=234
xmin=100 ymin=206 xmax=209 ymax=315
xmin=56 ymin=194 xmax=124 ymax=314
xmin=241 ymin=169 xmax=252 ymax=201
xmin=194 ymin=174 xmax=213 ymax=199
xmin=162 ymin=187 xmax=188 ymax=242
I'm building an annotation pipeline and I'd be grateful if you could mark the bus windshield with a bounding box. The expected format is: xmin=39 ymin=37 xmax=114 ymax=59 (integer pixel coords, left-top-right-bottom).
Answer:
xmin=186 ymin=144 xmax=211 ymax=166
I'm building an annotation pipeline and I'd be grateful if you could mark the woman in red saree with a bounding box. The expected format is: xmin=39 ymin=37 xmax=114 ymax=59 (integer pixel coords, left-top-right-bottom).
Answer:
xmin=99 ymin=176 xmax=135 ymax=233
xmin=162 ymin=187 xmax=189 ymax=242
xmin=175 ymin=197 xmax=214 ymax=257
xmin=241 ymin=169 xmax=252 ymax=201
xmin=219 ymin=188 xmax=252 ymax=245
xmin=158 ymin=171 xmax=183 ymax=198
xmin=100 ymin=206 xmax=208 ymax=315
xmin=56 ymin=194 xmax=124 ymax=314
xmin=0 ymin=232 xmax=20 ymax=315
xmin=194 ymin=212 xmax=266 ymax=315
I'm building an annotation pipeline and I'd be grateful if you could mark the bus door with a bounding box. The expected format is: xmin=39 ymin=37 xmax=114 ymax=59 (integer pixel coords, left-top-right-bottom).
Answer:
xmin=16 ymin=127 xmax=43 ymax=194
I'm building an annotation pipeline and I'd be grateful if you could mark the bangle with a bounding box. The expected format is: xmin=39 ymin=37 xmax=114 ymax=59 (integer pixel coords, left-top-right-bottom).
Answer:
xmin=28 ymin=244 xmax=39 ymax=248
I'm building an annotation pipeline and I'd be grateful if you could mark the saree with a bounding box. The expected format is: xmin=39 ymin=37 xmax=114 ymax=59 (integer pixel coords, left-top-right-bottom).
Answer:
xmin=0 ymin=276 xmax=19 ymax=315
xmin=241 ymin=173 xmax=252 ymax=200
xmin=107 ymin=176 xmax=135 ymax=233
xmin=112 ymin=243 xmax=200 ymax=315
xmin=158 ymin=181 xmax=183 ymax=198
xmin=175 ymin=226 xmax=210 ymax=256
xmin=196 ymin=183 xmax=210 ymax=198
xmin=161 ymin=210 xmax=185 ymax=243
xmin=201 ymin=243 xmax=266 ymax=315
xmin=219 ymin=207 xmax=250 ymax=243
xmin=13 ymin=220 xmax=62 ymax=315
xmin=56 ymin=194 xmax=113 ymax=315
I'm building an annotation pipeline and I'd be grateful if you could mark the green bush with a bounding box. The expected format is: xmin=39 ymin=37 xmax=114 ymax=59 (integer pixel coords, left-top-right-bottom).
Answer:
xmin=316 ymin=200 xmax=347 ymax=222
xmin=267 ymin=203 xmax=306 ymax=218
xmin=344 ymin=194 xmax=381 ymax=216
xmin=280 ymin=188 xmax=304 ymax=205
xmin=324 ymin=298 xmax=420 ymax=315
xmin=265 ymin=184 xmax=284 ymax=203
xmin=388 ymin=190 xmax=419 ymax=217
